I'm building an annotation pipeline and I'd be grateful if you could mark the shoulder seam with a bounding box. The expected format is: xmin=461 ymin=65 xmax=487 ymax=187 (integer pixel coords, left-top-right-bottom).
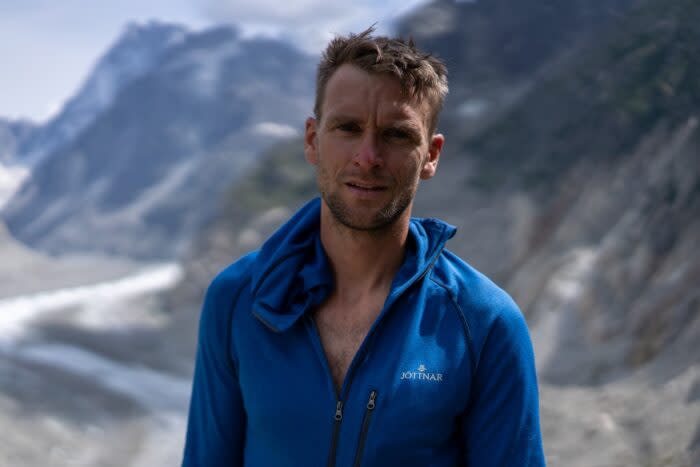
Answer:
xmin=429 ymin=273 xmax=477 ymax=379
xmin=224 ymin=275 xmax=252 ymax=379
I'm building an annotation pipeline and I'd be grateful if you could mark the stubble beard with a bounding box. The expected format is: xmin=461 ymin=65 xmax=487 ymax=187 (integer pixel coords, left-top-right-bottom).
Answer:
xmin=317 ymin=165 xmax=419 ymax=233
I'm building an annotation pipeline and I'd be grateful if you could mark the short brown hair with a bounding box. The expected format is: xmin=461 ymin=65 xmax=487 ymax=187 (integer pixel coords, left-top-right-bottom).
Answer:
xmin=314 ymin=26 xmax=449 ymax=136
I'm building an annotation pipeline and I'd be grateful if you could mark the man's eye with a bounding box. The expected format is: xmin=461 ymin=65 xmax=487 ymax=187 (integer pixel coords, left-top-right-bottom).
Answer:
xmin=338 ymin=123 xmax=361 ymax=133
xmin=384 ymin=128 xmax=411 ymax=140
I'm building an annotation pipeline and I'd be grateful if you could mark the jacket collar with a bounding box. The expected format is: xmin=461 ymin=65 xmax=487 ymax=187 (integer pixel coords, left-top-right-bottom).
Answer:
xmin=250 ymin=198 xmax=456 ymax=332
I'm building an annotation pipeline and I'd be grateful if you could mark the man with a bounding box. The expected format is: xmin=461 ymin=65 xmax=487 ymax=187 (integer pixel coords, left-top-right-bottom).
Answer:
xmin=183 ymin=27 xmax=545 ymax=466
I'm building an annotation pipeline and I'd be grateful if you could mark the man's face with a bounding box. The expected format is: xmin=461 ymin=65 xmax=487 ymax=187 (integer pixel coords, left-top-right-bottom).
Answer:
xmin=304 ymin=64 xmax=444 ymax=231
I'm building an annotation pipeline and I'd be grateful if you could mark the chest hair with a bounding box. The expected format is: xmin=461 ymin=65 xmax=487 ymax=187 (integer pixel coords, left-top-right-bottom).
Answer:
xmin=313 ymin=299 xmax=383 ymax=393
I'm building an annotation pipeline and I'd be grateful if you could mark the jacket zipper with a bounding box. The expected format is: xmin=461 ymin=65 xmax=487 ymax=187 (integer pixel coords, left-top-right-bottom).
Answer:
xmin=326 ymin=400 xmax=344 ymax=467
xmin=353 ymin=390 xmax=377 ymax=467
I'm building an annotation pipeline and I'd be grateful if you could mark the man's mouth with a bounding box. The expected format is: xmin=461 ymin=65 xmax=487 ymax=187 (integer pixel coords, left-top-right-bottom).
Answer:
xmin=346 ymin=182 xmax=386 ymax=191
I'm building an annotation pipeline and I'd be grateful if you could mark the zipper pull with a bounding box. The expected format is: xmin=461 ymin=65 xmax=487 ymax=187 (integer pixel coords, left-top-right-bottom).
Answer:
xmin=366 ymin=390 xmax=377 ymax=410
xmin=334 ymin=400 xmax=344 ymax=421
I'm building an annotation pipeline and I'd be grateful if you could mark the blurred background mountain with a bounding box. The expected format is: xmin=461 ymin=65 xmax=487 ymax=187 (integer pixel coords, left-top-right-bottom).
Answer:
xmin=0 ymin=0 xmax=698 ymax=465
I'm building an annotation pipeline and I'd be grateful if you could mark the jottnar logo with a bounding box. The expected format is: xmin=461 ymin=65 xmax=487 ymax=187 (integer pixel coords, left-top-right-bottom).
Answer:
xmin=400 ymin=363 xmax=443 ymax=382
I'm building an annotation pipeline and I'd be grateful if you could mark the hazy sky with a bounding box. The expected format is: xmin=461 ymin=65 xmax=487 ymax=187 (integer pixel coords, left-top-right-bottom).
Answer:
xmin=0 ymin=0 xmax=428 ymax=123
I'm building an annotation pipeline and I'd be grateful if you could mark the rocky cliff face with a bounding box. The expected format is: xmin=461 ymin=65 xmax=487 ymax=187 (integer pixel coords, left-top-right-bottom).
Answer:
xmin=177 ymin=0 xmax=699 ymax=464
xmin=414 ymin=0 xmax=700 ymax=385
xmin=425 ymin=2 xmax=700 ymax=462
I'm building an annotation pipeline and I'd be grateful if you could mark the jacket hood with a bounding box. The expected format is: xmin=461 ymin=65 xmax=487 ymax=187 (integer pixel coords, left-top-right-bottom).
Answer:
xmin=250 ymin=198 xmax=456 ymax=332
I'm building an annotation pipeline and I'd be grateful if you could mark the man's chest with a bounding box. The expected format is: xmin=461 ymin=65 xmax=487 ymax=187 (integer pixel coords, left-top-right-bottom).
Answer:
xmin=313 ymin=300 xmax=383 ymax=391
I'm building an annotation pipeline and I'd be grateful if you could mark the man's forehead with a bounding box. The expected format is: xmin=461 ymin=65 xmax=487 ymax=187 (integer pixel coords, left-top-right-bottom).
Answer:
xmin=322 ymin=66 xmax=428 ymax=123
xmin=324 ymin=103 xmax=422 ymax=123
xmin=326 ymin=66 xmax=409 ymax=99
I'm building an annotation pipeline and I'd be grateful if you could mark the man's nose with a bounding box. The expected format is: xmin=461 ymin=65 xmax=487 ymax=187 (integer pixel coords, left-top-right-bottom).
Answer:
xmin=354 ymin=132 xmax=383 ymax=169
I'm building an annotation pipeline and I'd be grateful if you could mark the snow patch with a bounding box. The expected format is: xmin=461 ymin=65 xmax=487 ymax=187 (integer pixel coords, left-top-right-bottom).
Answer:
xmin=167 ymin=40 xmax=242 ymax=98
xmin=0 ymin=263 xmax=182 ymax=340
xmin=457 ymin=98 xmax=489 ymax=118
xmin=548 ymin=248 xmax=598 ymax=302
xmin=252 ymin=122 xmax=299 ymax=138
xmin=530 ymin=248 xmax=599 ymax=371
xmin=0 ymin=163 xmax=29 ymax=210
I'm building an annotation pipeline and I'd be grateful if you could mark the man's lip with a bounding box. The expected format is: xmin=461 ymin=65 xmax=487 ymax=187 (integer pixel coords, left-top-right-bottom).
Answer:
xmin=345 ymin=181 xmax=387 ymax=190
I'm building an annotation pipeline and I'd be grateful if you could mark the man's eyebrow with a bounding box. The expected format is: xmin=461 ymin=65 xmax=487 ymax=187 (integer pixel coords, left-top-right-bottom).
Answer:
xmin=385 ymin=121 xmax=422 ymax=133
xmin=324 ymin=114 xmax=358 ymax=126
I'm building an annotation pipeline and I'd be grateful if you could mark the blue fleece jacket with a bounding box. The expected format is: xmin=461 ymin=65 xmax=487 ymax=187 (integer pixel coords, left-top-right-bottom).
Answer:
xmin=183 ymin=198 xmax=545 ymax=466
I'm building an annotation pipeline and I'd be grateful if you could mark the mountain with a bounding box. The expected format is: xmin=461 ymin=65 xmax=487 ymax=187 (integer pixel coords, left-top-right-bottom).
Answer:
xmin=175 ymin=0 xmax=700 ymax=464
xmin=15 ymin=21 xmax=187 ymax=167
xmin=3 ymin=24 xmax=315 ymax=259
xmin=1 ymin=22 xmax=184 ymax=212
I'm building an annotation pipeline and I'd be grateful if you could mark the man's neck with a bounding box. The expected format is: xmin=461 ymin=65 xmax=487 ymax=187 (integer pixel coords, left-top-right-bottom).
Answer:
xmin=319 ymin=203 xmax=410 ymax=303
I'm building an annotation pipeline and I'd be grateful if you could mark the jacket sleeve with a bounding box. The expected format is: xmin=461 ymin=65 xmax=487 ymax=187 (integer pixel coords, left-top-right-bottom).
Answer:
xmin=460 ymin=306 xmax=546 ymax=466
xmin=182 ymin=273 xmax=247 ymax=467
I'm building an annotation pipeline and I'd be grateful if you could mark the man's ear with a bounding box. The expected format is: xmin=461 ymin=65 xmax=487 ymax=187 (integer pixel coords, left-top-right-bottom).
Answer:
xmin=420 ymin=133 xmax=444 ymax=180
xmin=304 ymin=117 xmax=318 ymax=165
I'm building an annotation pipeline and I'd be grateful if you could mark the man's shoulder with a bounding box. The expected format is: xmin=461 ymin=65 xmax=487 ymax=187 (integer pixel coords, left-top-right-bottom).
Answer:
xmin=205 ymin=251 xmax=259 ymax=302
xmin=430 ymin=249 xmax=527 ymax=344
xmin=196 ymin=251 xmax=259 ymax=362
xmin=432 ymin=249 xmax=517 ymax=310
